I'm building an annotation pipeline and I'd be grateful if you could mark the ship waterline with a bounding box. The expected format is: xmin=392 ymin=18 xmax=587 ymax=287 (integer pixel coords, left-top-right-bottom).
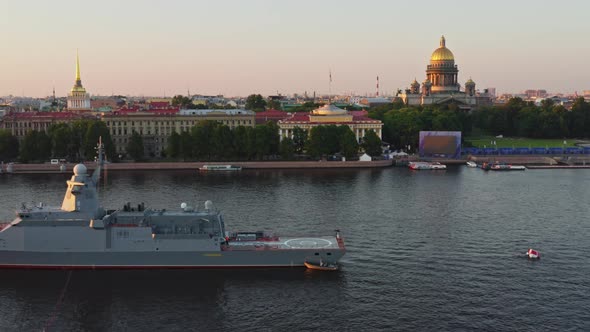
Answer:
xmin=0 ymin=248 xmax=346 ymax=269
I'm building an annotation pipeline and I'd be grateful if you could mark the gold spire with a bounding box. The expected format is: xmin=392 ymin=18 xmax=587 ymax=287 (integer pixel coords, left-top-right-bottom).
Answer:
xmin=440 ymin=35 xmax=446 ymax=47
xmin=71 ymin=49 xmax=86 ymax=93
xmin=76 ymin=49 xmax=81 ymax=82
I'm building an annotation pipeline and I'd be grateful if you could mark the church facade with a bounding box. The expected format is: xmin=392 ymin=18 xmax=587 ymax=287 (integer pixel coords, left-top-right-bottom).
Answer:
xmin=399 ymin=36 xmax=492 ymax=110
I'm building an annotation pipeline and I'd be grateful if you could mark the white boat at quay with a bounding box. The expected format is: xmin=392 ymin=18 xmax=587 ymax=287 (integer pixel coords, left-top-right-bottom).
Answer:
xmin=408 ymin=162 xmax=447 ymax=170
xmin=199 ymin=165 xmax=242 ymax=172
xmin=466 ymin=161 xmax=477 ymax=168
xmin=481 ymin=162 xmax=526 ymax=171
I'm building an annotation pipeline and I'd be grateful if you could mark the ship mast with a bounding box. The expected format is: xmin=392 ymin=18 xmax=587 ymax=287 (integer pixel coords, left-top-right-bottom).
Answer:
xmin=91 ymin=136 xmax=104 ymax=184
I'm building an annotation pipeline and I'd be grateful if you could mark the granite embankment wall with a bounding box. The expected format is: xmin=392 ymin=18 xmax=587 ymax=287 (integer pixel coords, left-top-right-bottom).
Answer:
xmin=2 ymin=160 xmax=393 ymax=173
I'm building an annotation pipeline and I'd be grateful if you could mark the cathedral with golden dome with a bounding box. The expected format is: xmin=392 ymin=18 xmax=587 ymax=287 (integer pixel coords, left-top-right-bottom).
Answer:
xmin=400 ymin=36 xmax=491 ymax=109
xmin=67 ymin=51 xmax=91 ymax=111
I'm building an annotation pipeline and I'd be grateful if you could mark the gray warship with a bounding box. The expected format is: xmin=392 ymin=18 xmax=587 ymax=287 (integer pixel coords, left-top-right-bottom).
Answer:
xmin=0 ymin=140 xmax=345 ymax=269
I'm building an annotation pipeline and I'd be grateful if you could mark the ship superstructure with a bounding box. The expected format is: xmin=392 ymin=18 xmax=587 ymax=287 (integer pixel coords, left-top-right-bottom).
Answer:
xmin=0 ymin=140 xmax=345 ymax=269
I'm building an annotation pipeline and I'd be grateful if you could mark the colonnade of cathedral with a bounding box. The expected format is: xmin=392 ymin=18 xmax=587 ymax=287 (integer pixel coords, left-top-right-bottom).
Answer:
xmin=278 ymin=127 xmax=382 ymax=142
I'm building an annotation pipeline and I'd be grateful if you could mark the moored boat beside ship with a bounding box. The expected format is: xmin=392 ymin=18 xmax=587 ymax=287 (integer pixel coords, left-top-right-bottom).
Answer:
xmin=304 ymin=260 xmax=339 ymax=271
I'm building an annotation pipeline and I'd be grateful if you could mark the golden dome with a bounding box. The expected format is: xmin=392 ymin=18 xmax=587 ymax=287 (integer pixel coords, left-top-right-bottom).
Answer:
xmin=430 ymin=36 xmax=454 ymax=62
xmin=311 ymin=104 xmax=347 ymax=116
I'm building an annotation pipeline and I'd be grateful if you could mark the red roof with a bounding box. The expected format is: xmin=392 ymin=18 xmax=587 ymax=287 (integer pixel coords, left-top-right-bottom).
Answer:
xmin=110 ymin=107 xmax=179 ymax=116
xmin=352 ymin=114 xmax=374 ymax=122
xmin=350 ymin=110 xmax=368 ymax=117
xmin=114 ymin=106 xmax=141 ymax=113
xmin=255 ymin=109 xmax=291 ymax=124
xmin=285 ymin=113 xmax=310 ymax=121
xmin=148 ymin=101 xmax=170 ymax=109
xmin=4 ymin=111 xmax=86 ymax=120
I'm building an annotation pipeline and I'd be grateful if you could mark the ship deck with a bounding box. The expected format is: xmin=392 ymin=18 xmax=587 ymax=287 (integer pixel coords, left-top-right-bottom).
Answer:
xmin=223 ymin=236 xmax=344 ymax=251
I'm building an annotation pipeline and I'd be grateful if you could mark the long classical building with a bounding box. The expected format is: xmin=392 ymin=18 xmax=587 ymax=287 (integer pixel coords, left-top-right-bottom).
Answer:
xmin=278 ymin=104 xmax=382 ymax=142
xmin=0 ymin=111 xmax=89 ymax=139
xmin=67 ymin=51 xmax=91 ymax=111
xmin=102 ymin=109 xmax=255 ymax=158
xmin=399 ymin=36 xmax=492 ymax=109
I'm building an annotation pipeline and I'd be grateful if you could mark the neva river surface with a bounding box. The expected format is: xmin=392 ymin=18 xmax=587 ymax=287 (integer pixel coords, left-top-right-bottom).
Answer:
xmin=0 ymin=167 xmax=588 ymax=331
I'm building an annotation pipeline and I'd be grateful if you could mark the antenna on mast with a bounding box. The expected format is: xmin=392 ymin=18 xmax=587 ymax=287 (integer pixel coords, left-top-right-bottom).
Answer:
xmin=92 ymin=137 xmax=104 ymax=185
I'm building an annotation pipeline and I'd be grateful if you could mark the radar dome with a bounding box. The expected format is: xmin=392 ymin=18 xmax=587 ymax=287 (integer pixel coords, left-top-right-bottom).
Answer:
xmin=205 ymin=200 xmax=214 ymax=210
xmin=73 ymin=164 xmax=87 ymax=175
xmin=181 ymin=202 xmax=187 ymax=209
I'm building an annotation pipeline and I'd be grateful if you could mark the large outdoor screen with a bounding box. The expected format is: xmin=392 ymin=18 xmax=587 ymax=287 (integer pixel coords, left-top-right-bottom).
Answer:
xmin=419 ymin=131 xmax=461 ymax=158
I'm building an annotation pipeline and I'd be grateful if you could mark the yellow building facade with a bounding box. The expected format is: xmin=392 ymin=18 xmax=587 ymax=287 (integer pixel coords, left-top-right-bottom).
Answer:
xmin=102 ymin=109 xmax=255 ymax=158
xmin=278 ymin=104 xmax=383 ymax=143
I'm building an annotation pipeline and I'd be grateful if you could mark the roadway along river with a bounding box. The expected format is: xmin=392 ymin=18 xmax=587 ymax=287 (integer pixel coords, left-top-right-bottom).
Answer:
xmin=0 ymin=167 xmax=588 ymax=331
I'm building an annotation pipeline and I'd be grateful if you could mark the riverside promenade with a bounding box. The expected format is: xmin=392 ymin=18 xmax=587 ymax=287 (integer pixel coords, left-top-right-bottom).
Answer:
xmin=469 ymin=155 xmax=590 ymax=165
xmin=0 ymin=160 xmax=393 ymax=174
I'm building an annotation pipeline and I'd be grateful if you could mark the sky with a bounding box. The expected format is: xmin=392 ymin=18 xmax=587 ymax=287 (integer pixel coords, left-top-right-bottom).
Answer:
xmin=1 ymin=0 xmax=589 ymax=98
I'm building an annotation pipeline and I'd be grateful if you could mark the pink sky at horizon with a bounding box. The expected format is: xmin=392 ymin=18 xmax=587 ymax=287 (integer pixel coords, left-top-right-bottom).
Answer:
xmin=1 ymin=0 xmax=589 ymax=98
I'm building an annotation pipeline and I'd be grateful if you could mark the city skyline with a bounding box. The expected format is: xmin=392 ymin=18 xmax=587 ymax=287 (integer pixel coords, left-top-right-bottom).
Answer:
xmin=1 ymin=0 xmax=589 ymax=98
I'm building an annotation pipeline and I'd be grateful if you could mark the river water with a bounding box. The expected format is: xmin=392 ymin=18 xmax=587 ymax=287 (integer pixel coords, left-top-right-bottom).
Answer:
xmin=0 ymin=167 xmax=588 ymax=331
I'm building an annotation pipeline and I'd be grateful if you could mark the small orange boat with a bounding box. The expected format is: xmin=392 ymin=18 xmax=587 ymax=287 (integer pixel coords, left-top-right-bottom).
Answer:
xmin=304 ymin=261 xmax=339 ymax=271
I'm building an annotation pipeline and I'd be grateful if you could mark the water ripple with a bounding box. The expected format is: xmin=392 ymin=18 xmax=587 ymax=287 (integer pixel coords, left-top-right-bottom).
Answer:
xmin=0 ymin=168 xmax=588 ymax=331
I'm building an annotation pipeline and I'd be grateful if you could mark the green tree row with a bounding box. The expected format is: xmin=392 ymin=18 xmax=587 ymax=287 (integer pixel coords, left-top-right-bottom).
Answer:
xmin=1 ymin=120 xmax=384 ymax=163
xmin=0 ymin=120 xmax=116 ymax=163
xmin=366 ymin=97 xmax=590 ymax=151
xmin=0 ymin=130 xmax=19 ymax=162
xmin=166 ymin=121 xmax=280 ymax=161
xmin=368 ymin=102 xmax=471 ymax=151
xmin=165 ymin=121 xmax=382 ymax=161
xmin=471 ymin=97 xmax=590 ymax=139
xmin=305 ymin=125 xmax=381 ymax=158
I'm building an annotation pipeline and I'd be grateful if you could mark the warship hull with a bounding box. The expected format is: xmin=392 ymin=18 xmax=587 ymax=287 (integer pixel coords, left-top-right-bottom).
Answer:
xmin=0 ymin=140 xmax=346 ymax=270
xmin=0 ymin=249 xmax=345 ymax=269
